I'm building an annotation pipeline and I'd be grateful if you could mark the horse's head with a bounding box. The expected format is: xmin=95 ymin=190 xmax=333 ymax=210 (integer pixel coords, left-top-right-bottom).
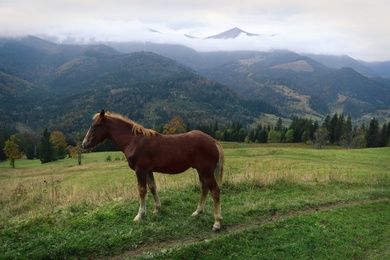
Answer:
xmin=82 ymin=109 xmax=110 ymax=149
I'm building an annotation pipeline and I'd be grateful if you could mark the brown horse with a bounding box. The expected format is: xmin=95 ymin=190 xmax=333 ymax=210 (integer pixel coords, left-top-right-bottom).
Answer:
xmin=82 ymin=109 xmax=224 ymax=231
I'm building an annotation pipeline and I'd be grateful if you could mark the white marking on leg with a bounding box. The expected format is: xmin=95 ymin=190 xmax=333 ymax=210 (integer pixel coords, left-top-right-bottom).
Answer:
xmin=211 ymin=188 xmax=222 ymax=231
xmin=134 ymin=196 xmax=146 ymax=221
xmin=192 ymin=192 xmax=207 ymax=216
xmin=193 ymin=175 xmax=209 ymax=216
xmin=134 ymin=183 xmax=147 ymax=221
xmin=212 ymin=203 xmax=222 ymax=231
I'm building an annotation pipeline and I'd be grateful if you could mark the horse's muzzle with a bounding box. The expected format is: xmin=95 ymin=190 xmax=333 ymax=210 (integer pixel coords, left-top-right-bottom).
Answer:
xmin=81 ymin=140 xmax=90 ymax=149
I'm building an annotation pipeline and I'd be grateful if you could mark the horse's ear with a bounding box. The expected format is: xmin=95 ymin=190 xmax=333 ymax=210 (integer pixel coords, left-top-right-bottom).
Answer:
xmin=100 ymin=109 xmax=105 ymax=119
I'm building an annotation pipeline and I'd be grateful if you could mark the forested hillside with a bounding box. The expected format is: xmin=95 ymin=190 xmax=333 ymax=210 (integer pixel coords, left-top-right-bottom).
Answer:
xmin=0 ymin=36 xmax=277 ymax=135
xmin=1 ymin=36 xmax=390 ymax=137
xmin=108 ymin=42 xmax=390 ymax=124
xmin=1 ymin=37 xmax=390 ymax=163
xmin=197 ymin=52 xmax=390 ymax=121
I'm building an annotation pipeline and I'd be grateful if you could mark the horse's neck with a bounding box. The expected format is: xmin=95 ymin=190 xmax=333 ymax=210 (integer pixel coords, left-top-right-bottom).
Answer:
xmin=107 ymin=119 xmax=136 ymax=151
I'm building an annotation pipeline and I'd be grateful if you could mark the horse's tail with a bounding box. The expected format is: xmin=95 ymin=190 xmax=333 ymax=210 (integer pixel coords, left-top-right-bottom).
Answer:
xmin=214 ymin=141 xmax=224 ymax=186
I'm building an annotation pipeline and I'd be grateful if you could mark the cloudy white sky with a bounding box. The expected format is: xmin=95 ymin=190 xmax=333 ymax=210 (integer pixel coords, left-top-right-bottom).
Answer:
xmin=1 ymin=0 xmax=389 ymax=61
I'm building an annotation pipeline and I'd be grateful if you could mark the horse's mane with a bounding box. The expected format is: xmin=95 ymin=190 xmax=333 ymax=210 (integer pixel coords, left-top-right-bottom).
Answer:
xmin=93 ymin=112 xmax=156 ymax=138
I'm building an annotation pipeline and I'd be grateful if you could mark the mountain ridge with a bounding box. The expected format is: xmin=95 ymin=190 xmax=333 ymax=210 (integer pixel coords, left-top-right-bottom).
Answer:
xmin=102 ymin=40 xmax=390 ymax=123
xmin=1 ymin=36 xmax=390 ymax=135
xmin=0 ymin=36 xmax=278 ymax=134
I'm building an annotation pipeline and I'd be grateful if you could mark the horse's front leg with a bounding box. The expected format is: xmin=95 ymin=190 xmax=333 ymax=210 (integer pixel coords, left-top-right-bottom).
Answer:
xmin=147 ymin=171 xmax=161 ymax=214
xmin=134 ymin=170 xmax=147 ymax=221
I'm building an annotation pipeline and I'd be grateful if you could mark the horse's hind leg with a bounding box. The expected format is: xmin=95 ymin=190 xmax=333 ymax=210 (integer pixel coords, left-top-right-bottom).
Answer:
xmin=210 ymin=184 xmax=222 ymax=232
xmin=195 ymin=171 xmax=222 ymax=231
xmin=192 ymin=175 xmax=209 ymax=216
xmin=147 ymin=172 xmax=161 ymax=214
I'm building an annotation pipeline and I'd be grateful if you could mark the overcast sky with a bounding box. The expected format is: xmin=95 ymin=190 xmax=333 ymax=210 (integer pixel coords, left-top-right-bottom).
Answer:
xmin=1 ymin=0 xmax=389 ymax=61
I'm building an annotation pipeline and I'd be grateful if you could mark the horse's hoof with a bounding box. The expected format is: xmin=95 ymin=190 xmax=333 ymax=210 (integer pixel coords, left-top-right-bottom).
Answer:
xmin=212 ymin=226 xmax=221 ymax=232
xmin=212 ymin=225 xmax=221 ymax=232
xmin=133 ymin=215 xmax=142 ymax=221
xmin=192 ymin=211 xmax=200 ymax=217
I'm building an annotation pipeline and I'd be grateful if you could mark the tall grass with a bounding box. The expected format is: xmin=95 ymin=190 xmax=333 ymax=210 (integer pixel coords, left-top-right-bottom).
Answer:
xmin=223 ymin=144 xmax=389 ymax=186
xmin=1 ymin=144 xmax=390 ymax=259
xmin=1 ymin=145 xmax=389 ymax=222
xmin=0 ymin=153 xmax=203 ymax=222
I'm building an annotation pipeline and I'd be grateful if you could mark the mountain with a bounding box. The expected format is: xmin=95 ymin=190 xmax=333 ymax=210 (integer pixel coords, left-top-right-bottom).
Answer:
xmin=205 ymin=27 xmax=260 ymax=39
xmin=105 ymin=40 xmax=390 ymax=122
xmin=304 ymin=53 xmax=390 ymax=79
xmin=198 ymin=51 xmax=390 ymax=121
xmin=106 ymin=42 xmax=264 ymax=71
xmin=305 ymin=54 xmax=378 ymax=77
xmin=362 ymin=61 xmax=390 ymax=78
xmin=1 ymin=36 xmax=390 ymax=136
xmin=0 ymin=36 xmax=277 ymax=134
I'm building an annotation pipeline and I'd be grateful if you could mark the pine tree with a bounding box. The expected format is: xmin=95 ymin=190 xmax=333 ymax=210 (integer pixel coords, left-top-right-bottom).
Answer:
xmin=334 ymin=114 xmax=344 ymax=144
xmin=0 ymin=129 xmax=10 ymax=161
xmin=380 ymin=123 xmax=388 ymax=147
xmin=275 ymin=118 xmax=284 ymax=132
xmin=40 ymin=128 xmax=55 ymax=163
xmin=366 ymin=118 xmax=381 ymax=148
xmin=329 ymin=113 xmax=339 ymax=144
xmin=258 ymin=129 xmax=268 ymax=143
xmin=341 ymin=115 xmax=353 ymax=148
xmin=387 ymin=122 xmax=390 ymax=145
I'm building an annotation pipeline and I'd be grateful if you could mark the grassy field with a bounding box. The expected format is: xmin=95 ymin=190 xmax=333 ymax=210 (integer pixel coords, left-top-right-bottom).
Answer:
xmin=1 ymin=143 xmax=389 ymax=259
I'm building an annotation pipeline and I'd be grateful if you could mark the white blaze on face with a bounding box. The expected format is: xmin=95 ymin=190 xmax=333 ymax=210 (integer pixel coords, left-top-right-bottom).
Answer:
xmin=82 ymin=129 xmax=90 ymax=147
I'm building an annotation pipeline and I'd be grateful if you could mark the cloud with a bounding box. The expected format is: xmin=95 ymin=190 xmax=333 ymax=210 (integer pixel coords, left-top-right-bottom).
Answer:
xmin=0 ymin=0 xmax=390 ymax=61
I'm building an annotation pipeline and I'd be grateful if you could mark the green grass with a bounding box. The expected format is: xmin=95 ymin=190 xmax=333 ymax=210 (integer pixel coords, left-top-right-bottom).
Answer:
xmin=0 ymin=143 xmax=389 ymax=259
xmin=152 ymin=200 xmax=390 ymax=260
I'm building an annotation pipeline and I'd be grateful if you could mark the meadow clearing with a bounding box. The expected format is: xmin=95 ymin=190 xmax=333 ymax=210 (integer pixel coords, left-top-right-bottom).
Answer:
xmin=1 ymin=143 xmax=389 ymax=259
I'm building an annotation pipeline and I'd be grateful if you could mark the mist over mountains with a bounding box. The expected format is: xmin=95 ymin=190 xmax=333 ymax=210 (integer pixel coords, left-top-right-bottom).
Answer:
xmin=1 ymin=31 xmax=390 ymax=135
xmin=41 ymin=26 xmax=285 ymax=53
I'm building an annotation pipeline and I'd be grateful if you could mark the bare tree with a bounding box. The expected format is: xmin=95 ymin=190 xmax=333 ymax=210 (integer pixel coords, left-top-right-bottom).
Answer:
xmin=313 ymin=127 xmax=328 ymax=149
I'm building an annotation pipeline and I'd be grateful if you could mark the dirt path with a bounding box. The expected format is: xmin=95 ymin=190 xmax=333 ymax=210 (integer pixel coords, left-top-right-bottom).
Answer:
xmin=109 ymin=198 xmax=389 ymax=259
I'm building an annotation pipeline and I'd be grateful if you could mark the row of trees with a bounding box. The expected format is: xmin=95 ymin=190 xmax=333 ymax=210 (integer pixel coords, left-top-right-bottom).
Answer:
xmin=155 ymin=113 xmax=390 ymax=149
xmin=1 ymin=128 xmax=71 ymax=168
xmin=1 ymin=113 xmax=390 ymax=168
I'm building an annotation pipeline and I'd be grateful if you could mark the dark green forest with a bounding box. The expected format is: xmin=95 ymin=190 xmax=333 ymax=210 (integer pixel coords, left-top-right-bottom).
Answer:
xmin=0 ymin=37 xmax=279 ymax=135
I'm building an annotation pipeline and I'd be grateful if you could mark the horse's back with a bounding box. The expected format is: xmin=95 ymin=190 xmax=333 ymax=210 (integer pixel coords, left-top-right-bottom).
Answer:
xmin=145 ymin=130 xmax=219 ymax=173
